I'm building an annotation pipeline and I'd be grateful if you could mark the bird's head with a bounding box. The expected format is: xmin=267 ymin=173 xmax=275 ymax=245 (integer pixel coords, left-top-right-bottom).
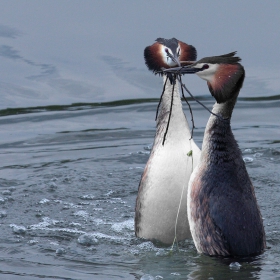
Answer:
xmin=166 ymin=52 xmax=245 ymax=103
xmin=144 ymin=37 xmax=197 ymax=74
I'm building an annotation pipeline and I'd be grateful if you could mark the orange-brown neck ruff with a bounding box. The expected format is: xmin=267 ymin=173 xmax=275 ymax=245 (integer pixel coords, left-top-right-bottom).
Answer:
xmin=144 ymin=42 xmax=168 ymax=73
xmin=178 ymin=41 xmax=197 ymax=62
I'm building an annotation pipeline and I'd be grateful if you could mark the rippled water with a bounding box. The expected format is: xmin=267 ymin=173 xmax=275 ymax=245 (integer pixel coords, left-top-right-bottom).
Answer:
xmin=0 ymin=95 xmax=279 ymax=279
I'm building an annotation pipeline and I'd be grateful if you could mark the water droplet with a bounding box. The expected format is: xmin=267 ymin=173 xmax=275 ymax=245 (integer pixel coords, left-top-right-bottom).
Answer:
xmin=56 ymin=247 xmax=66 ymax=255
xmin=229 ymin=262 xmax=241 ymax=270
xmin=243 ymin=157 xmax=253 ymax=163
xmin=0 ymin=211 xmax=7 ymax=218
xmin=77 ymin=234 xmax=99 ymax=246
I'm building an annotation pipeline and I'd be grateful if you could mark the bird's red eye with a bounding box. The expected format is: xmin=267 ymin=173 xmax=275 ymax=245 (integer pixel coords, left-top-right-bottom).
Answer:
xmin=203 ymin=64 xmax=209 ymax=69
xmin=165 ymin=48 xmax=169 ymax=53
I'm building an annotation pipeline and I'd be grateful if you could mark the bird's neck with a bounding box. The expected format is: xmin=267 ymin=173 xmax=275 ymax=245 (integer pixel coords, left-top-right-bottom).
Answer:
xmin=201 ymin=96 xmax=240 ymax=164
xmin=155 ymin=76 xmax=192 ymax=143
xmin=211 ymin=95 xmax=237 ymax=119
xmin=157 ymin=77 xmax=183 ymax=121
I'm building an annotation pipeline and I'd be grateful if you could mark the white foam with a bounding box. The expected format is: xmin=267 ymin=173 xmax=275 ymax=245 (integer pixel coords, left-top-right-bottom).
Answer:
xmin=78 ymin=232 xmax=126 ymax=245
xmin=29 ymin=217 xmax=60 ymax=230
xmin=77 ymin=233 xmax=99 ymax=246
xmin=80 ymin=194 xmax=95 ymax=200
xmin=29 ymin=218 xmax=86 ymax=234
xmin=170 ymin=272 xmax=181 ymax=276
xmin=73 ymin=210 xmax=89 ymax=219
xmin=39 ymin=198 xmax=50 ymax=204
xmin=10 ymin=224 xmax=26 ymax=234
xmin=28 ymin=239 xmax=39 ymax=245
xmin=140 ymin=275 xmax=155 ymax=280
xmin=111 ymin=219 xmax=134 ymax=233
xmin=137 ymin=241 xmax=156 ymax=251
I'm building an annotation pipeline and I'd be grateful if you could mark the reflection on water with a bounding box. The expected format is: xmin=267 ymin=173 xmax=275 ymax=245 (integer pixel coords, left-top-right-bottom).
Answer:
xmin=0 ymin=98 xmax=279 ymax=279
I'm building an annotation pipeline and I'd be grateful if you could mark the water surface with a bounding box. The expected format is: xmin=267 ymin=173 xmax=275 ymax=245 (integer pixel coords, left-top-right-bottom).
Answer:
xmin=0 ymin=1 xmax=280 ymax=279
xmin=0 ymin=95 xmax=279 ymax=279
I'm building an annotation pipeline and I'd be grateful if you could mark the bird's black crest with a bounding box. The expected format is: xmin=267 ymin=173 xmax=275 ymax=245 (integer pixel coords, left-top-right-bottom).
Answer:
xmin=197 ymin=52 xmax=241 ymax=65
xmin=156 ymin=38 xmax=179 ymax=55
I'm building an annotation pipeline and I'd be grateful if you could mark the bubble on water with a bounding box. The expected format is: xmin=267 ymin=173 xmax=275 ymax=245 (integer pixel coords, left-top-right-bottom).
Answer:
xmin=254 ymin=152 xmax=263 ymax=158
xmin=129 ymin=248 xmax=140 ymax=255
xmin=111 ymin=219 xmax=134 ymax=233
xmin=29 ymin=217 xmax=59 ymax=230
xmin=0 ymin=210 xmax=7 ymax=218
xmin=73 ymin=210 xmax=89 ymax=219
xmin=80 ymin=194 xmax=95 ymax=200
xmin=93 ymin=232 xmax=126 ymax=241
xmin=93 ymin=218 xmax=105 ymax=226
xmin=78 ymin=232 xmax=126 ymax=245
xmin=110 ymin=198 xmax=126 ymax=204
xmin=78 ymin=233 xmax=99 ymax=246
xmin=105 ymin=190 xmax=114 ymax=196
xmin=56 ymin=247 xmax=66 ymax=255
xmin=39 ymin=198 xmax=50 ymax=204
xmin=129 ymin=166 xmax=144 ymax=170
xmin=0 ymin=197 xmax=6 ymax=204
xmin=155 ymin=249 xmax=168 ymax=256
xmin=10 ymin=224 xmax=27 ymax=234
xmin=93 ymin=208 xmax=103 ymax=211
xmin=229 ymin=262 xmax=241 ymax=270
xmin=144 ymin=145 xmax=152 ymax=151
xmin=243 ymin=157 xmax=253 ymax=163
xmin=140 ymin=274 xmax=155 ymax=280
xmin=137 ymin=241 xmax=156 ymax=251
xmin=2 ymin=190 xmax=12 ymax=195
xmin=171 ymin=272 xmax=181 ymax=276
xmin=48 ymin=182 xmax=57 ymax=191
xmin=53 ymin=228 xmax=85 ymax=234
xmin=79 ymin=176 xmax=88 ymax=182
xmin=28 ymin=239 xmax=39 ymax=245
xmin=29 ymin=217 xmax=86 ymax=234
xmin=69 ymin=222 xmax=81 ymax=227
xmin=137 ymin=150 xmax=150 ymax=155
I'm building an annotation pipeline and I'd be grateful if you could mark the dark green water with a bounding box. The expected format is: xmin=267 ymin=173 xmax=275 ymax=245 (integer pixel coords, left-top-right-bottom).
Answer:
xmin=0 ymin=96 xmax=279 ymax=279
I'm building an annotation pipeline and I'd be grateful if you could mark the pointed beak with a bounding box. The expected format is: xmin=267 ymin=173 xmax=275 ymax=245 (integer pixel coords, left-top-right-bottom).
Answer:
xmin=172 ymin=54 xmax=181 ymax=67
xmin=163 ymin=64 xmax=200 ymax=74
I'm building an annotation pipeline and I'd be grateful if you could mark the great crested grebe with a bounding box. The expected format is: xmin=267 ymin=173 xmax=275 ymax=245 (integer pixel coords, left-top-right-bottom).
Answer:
xmin=174 ymin=52 xmax=266 ymax=256
xmin=135 ymin=38 xmax=201 ymax=244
